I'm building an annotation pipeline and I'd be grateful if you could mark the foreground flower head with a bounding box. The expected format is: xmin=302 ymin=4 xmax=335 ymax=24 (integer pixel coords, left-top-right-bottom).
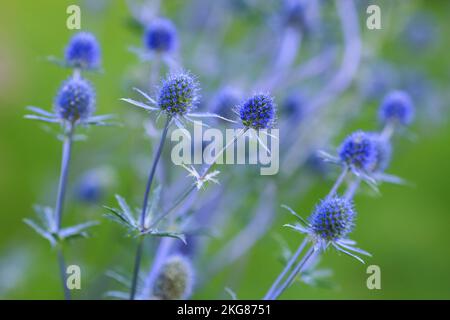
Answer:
xmin=339 ymin=131 xmax=377 ymax=171
xmin=158 ymin=73 xmax=199 ymax=116
xmin=54 ymin=76 xmax=96 ymax=123
xmin=238 ymin=93 xmax=276 ymax=129
xmin=153 ymin=255 xmax=194 ymax=300
xmin=309 ymin=197 xmax=355 ymax=242
xmin=144 ymin=18 xmax=178 ymax=53
xmin=379 ymin=90 xmax=415 ymax=126
xmin=65 ymin=32 xmax=101 ymax=69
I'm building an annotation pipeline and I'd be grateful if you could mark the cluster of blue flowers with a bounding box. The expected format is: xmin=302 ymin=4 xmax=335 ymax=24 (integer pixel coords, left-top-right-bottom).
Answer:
xmin=25 ymin=0 xmax=424 ymax=301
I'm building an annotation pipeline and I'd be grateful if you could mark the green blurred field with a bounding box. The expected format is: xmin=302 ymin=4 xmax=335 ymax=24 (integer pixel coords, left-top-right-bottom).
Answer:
xmin=0 ymin=0 xmax=449 ymax=299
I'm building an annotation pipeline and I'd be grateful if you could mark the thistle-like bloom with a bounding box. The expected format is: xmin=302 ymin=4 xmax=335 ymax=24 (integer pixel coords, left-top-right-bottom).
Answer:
xmin=283 ymin=197 xmax=370 ymax=263
xmin=144 ymin=18 xmax=178 ymax=53
xmin=153 ymin=255 xmax=194 ymax=300
xmin=238 ymin=94 xmax=276 ymax=130
xmin=339 ymin=131 xmax=378 ymax=172
xmin=158 ymin=73 xmax=199 ymax=116
xmin=379 ymin=90 xmax=415 ymax=126
xmin=54 ymin=76 xmax=96 ymax=122
xmin=211 ymin=87 xmax=242 ymax=121
xmin=65 ymin=32 xmax=101 ymax=70
xmin=122 ymin=72 xmax=232 ymax=128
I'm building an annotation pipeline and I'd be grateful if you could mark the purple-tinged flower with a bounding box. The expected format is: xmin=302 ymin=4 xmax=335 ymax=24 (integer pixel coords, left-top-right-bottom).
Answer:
xmin=158 ymin=73 xmax=199 ymax=116
xmin=144 ymin=18 xmax=178 ymax=53
xmin=153 ymin=255 xmax=194 ymax=300
xmin=54 ymin=76 xmax=96 ymax=123
xmin=379 ymin=91 xmax=415 ymax=126
xmin=339 ymin=131 xmax=377 ymax=171
xmin=238 ymin=94 xmax=276 ymax=129
xmin=65 ymin=32 xmax=101 ymax=69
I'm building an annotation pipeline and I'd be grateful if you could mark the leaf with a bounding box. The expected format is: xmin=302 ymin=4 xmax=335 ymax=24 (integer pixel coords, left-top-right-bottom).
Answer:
xmin=106 ymin=270 xmax=131 ymax=288
xmin=104 ymin=290 xmax=130 ymax=300
xmin=59 ymin=221 xmax=99 ymax=240
xmin=103 ymin=205 xmax=135 ymax=229
xmin=141 ymin=230 xmax=187 ymax=244
xmin=115 ymin=195 xmax=137 ymax=227
xmin=144 ymin=186 xmax=162 ymax=229
xmin=23 ymin=218 xmax=57 ymax=246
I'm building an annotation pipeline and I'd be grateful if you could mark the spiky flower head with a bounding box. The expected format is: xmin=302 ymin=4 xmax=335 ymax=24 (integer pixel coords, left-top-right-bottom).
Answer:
xmin=368 ymin=133 xmax=392 ymax=173
xmin=339 ymin=131 xmax=377 ymax=171
xmin=153 ymin=255 xmax=194 ymax=300
xmin=54 ymin=76 xmax=95 ymax=123
xmin=379 ymin=90 xmax=414 ymax=126
xmin=238 ymin=94 xmax=276 ymax=129
xmin=144 ymin=18 xmax=178 ymax=53
xmin=309 ymin=197 xmax=355 ymax=242
xmin=64 ymin=32 xmax=101 ymax=69
xmin=158 ymin=73 xmax=199 ymax=116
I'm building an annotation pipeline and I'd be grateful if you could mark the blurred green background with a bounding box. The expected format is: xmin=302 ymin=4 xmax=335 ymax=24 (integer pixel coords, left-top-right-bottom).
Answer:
xmin=0 ymin=0 xmax=449 ymax=299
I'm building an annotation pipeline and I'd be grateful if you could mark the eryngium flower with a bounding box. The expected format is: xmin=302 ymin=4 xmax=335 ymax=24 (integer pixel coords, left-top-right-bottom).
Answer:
xmin=339 ymin=131 xmax=377 ymax=171
xmin=309 ymin=197 xmax=355 ymax=242
xmin=144 ymin=18 xmax=177 ymax=53
xmin=153 ymin=255 xmax=194 ymax=300
xmin=158 ymin=73 xmax=199 ymax=116
xmin=379 ymin=90 xmax=414 ymax=126
xmin=368 ymin=134 xmax=392 ymax=173
xmin=211 ymin=87 xmax=241 ymax=120
xmin=238 ymin=94 xmax=276 ymax=129
xmin=54 ymin=77 xmax=95 ymax=122
xmin=65 ymin=32 xmax=101 ymax=69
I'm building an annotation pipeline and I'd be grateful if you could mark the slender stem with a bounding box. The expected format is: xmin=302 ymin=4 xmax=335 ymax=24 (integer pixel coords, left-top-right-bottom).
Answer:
xmin=139 ymin=116 xmax=171 ymax=229
xmin=344 ymin=177 xmax=361 ymax=200
xmin=380 ymin=121 xmax=395 ymax=141
xmin=57 ymin=245 xmax=71 ymax=300
xmin=129 ymin=237 xmax=144 ymax=300
xmin=129 ymin=116 xmax=171 ymax=300
xmin=271 ymin=246 xmax=316 ymax=300
xmin=327 ymin=166 xmax=348 ymax=199
xmin=263 ymin=238 xmax=308 ymax=300
xmin=141 ymin=128 xmax=247 ymax=297
xmin=54 ymin=124 xmax=74 ymax=232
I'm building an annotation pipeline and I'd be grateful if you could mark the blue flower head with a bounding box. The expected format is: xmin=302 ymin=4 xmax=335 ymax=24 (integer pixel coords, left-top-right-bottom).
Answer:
xmin=339 ymin=131 xmax=377 ymax=171
xmin=144 ymin=18 xmax=178 ymax=53
xmin=158 ymin=73 xmax=199 ymax=116
xmin=65 ymin=32 xmax=101 ymax=69
xmin=309 ymin=197 xmax=355 ymax=242
xmin=54 ymin=76 xmax=95 ymax=122
xmin=368 ymin=133 xmax=392 ymax=173
xmin=238 ymin=94 xmax=276 ymax=129
xmin=379 ymin=90 xmax=414 ymax=126
xmin=153 ymin=254 xmax=194 ymax=300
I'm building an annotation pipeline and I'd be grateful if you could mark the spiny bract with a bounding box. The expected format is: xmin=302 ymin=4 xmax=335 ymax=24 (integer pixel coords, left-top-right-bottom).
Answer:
xmin=153 ymin=255 xmax=194 ymax=300
xmin=309 ymin=197 xmax=355 ymax=242
xmin=238 ymin=94 xmax=276 ymax=129
xmin=54 ymin=76 xmax=95 ymax=122
xmin=65 ymin=32 xmax=101 ymax=69
xmin=379 ymin=90 xmax=415 ymax=126
xmin=339 ymin=131 xmax=377 ymax=171
xmin=158 ymin=73 xmax=199 ymax=116
xmin=144 ymin=18 xmax=178 ymax=53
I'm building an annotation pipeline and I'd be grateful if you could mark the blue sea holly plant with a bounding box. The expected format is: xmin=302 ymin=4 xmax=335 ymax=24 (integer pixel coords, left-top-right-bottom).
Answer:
xmin=24 ymin=32 xmax=112 ymax=299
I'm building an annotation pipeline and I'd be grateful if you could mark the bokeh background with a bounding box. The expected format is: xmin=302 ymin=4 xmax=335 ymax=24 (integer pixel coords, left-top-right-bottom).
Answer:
xmin=0 ymin=0 xmax=449 ymax=299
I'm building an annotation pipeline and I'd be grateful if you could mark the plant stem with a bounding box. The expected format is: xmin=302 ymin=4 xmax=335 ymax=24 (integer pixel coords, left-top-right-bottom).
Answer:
xmin=271 ymin=246 xmax=316 ymax=300
xmin=55 ymin=124 xmax=74 ymax=232
xmin=57 ymin=245 xmax=71 ymax=300
xmin=130 ymin=116 xmax=171 ymax=300
xmin=129 ymin=237 xmax=144 ymax=300
xmin=327 ymin=166 xmax=348 ymax=199
xmin=139 ymin=116 xmax=171 ymax=229
xmin=263 ymin=238 xmax=308 ymax=300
